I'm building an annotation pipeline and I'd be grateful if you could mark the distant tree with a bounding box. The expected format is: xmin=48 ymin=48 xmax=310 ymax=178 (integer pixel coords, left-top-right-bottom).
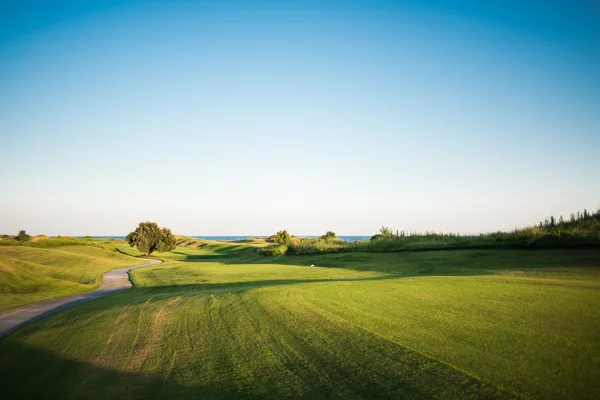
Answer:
xmin=273 ymin=230 xmax=291 ymax=244
xmin=379 ymin=226 xmax=394 ymax=237
xmin=320 ymin=231 xmax=337 ymax=240
xmin=370 ymin=226 xmax=395 ymax=240
xmin=16 ymin=230 xmax=31 ymax=243
xmin=126 ymin=222 xmax=177 ymax=256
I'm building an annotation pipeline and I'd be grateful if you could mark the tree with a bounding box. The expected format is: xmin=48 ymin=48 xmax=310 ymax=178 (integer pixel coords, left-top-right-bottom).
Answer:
xmin=379 ymin=226 xmax=394 ymax=237
xmin=273 ymin=230 xmax=290 ymax=244
xmin=320 ymin=231 xmax=337 ymax=240
xmin=370 ymin=226 xmax=395 ymax=240
xmin=126 ymin=222 xmax=177 ymax=256
xmin=16 ymin=230 xmax=31 ymax=243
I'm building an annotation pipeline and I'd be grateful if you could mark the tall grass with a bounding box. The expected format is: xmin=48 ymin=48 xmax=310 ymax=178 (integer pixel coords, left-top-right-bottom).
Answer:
xmin=281 ymin=209 xmax=600 ymax=255
xmin=258 ymin=244 xmax=288 ymax=256
xmin=286 ymin=237 xmax=345 ymax=255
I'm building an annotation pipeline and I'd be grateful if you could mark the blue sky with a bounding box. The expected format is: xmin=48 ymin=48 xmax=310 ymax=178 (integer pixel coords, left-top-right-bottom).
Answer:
xmin=1 ymin=0 xmax=599 ymax=236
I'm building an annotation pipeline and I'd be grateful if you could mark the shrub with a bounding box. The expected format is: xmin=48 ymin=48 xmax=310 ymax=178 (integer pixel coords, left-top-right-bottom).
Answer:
xmin=286 ymin=238 xmax=345 ymax=255
xmin=258 ymin=244 xmax=287 ymax=256
xmin=319 ymin=231 xmax=337 ymax=240
xmin=273 ymin=230 xmax=291 ymax=244
xmin=370 ymin=226 xmax=395 ymax=240
xmin=16 ymin=230 xmax=31 ymax=243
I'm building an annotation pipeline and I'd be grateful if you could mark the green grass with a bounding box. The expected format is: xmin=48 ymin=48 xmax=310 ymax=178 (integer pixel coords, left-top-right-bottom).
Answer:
xmin=1 ymin=242 xmax=599 ymax=399
xmin=0 ymin=245 xmax=146 ymax=311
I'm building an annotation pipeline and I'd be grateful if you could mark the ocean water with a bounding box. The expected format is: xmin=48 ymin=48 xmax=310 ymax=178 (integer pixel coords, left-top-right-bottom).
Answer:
xmin=91 ymin=235 xmax=369 ymax=242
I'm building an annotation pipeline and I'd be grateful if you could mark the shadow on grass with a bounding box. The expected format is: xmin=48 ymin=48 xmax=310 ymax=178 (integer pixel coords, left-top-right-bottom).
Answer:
xmin=58 ymin=275 xmax=404 ymax=310
xmin=0 ymin=307 xmax=511 ymax=400
xmin=167 ymin=246 xmax=600 ymax=277
xmin=0 ymin=340 xmax=242 ymax=400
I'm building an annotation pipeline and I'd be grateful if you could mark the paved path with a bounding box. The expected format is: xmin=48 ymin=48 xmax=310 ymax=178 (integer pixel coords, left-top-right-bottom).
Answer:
xmin=0 ymin=258 xmax=162 ymax=338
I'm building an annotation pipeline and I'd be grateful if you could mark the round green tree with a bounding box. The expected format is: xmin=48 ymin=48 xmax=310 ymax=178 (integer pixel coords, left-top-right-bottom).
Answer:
xmin=126 ymin=222 xmax=177 ymax=256
xmin=274 ymin=230 xmax=291 ymax=244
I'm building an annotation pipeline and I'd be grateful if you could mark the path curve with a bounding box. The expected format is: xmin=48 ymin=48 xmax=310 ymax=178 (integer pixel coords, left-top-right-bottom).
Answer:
xmin=0 ymin=258 xmax=162 ymax=338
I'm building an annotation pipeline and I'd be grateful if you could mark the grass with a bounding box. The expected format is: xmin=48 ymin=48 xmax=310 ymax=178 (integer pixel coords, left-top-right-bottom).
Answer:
xmin=0 ymin=245 xmax=146 ymax=311
xmin=280 ymin=210 xmax=600 ymax=255
xmin=0 ymin=241 xmax=598 ymax=399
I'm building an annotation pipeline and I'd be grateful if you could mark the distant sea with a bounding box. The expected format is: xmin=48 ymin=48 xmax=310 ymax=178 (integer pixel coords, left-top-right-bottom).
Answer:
xmin=91 ymin=235 xmax=369 ymax=242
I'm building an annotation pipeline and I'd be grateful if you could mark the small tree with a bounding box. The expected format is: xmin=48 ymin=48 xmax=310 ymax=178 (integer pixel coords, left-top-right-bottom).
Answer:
xmin=370 ymin=226 xmax=395 ymax=241
xmin=16 ymin=230 xmax=31 ymax=243
xmin=274 ymin=230 xmax=291 ymax=244
xmin=126 ymin=222 xmax=177 ymax=256
xmin=379 ymin=226 xmax=394 ymax=237
xmin=320 ymin=231 xmax=337 ymax=240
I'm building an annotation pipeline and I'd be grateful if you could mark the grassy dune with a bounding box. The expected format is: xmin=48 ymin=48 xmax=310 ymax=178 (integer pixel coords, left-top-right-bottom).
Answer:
xmin=0 ymin=245 xmax=146 ymax=311
xmin=0 ymin=243 xmax=599 ymax=399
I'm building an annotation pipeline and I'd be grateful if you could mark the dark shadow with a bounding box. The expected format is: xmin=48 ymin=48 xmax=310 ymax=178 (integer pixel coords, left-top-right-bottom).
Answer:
xmin=0 ymin=320 xmax=511 ymax=400
xmin=167 ymin=246 xmax=600 ymax=278
xmin=0 ymin=340 xmax=246 ymax=400
xmin=51 ymin=275 xmax=403 ymax=310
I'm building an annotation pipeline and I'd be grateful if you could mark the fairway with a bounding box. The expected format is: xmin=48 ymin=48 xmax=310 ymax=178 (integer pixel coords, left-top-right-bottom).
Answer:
xmin=0 ymin=245 xmax=146 ymax=311
xmin=1 ymin=243 xmax=599 ymax=399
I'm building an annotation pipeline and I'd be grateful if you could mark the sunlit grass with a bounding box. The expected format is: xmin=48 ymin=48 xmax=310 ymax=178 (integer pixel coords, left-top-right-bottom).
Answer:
xmin=1 ymin=242 xmax=599 ymax=399
xmin=0 ymin=246 xmax=145 ymax=311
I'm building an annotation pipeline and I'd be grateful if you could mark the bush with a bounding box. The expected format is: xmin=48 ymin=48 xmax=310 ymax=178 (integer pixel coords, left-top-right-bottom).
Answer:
xmin=258 ymin=244 xmax=288 ymax=256
xmin=319 ymin=231 xmax=337 ymax=240
xmin=0 ymin=239 xmax=20 ymax=246
xmin=16 ymin=230 xmax=31 ymax=243
xmin=272 ymin=230 xmax=291 ymax=244
xmin=370 ymin=226 xmax=395 ymax=240
xmin=286 ymin=238 xmax=345 ymax=255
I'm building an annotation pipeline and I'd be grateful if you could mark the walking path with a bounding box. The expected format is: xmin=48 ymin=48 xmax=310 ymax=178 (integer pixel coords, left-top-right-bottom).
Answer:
xmin=0 ymin=258 xmax=162 ymax=338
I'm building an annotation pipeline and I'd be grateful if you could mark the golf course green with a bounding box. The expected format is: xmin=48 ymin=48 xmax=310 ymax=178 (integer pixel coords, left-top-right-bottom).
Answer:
xmin=0 ymin=239 xmax=598 ymax=399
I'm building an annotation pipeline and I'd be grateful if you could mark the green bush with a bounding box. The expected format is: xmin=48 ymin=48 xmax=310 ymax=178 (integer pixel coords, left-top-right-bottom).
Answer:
xmin=0 ymin=239 xmax=21 ymax=246
xmin=273 ymin=230 xmax=291 ymax=244
xmin=319 ymin=231 xmax=337 ymax=240
xmin=286 ymin=238 xmax=345 ymax=255
xmin=258 ymin=244 xmax=288 ymax=256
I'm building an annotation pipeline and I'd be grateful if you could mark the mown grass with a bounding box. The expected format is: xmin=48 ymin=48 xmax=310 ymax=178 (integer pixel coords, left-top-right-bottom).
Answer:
xmin=0 ymin=245 xmax=146 ymax=311
xmin=0 ymin=241 xmax=599 ymax=399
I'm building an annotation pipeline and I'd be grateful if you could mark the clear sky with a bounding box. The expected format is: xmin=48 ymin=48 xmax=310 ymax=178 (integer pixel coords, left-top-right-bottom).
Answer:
xmin=1 ymin=0 xmax=599 ymax=236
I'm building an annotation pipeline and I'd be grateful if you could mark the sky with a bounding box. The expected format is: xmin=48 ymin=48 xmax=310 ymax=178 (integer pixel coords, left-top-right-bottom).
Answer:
xmin=1 ymin=0 xmax=599 ymax=236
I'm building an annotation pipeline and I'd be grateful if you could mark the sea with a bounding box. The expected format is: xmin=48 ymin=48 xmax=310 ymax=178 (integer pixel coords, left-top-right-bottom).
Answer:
xmin=91 ymin=236 xmax=369 ymax=242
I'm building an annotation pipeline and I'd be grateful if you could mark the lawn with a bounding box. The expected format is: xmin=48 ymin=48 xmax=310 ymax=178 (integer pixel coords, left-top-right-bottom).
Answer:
xmin=0 ymin=245 xmax=146 ymax=311
xmin=0 ymin=242 xmax=598 ymax=399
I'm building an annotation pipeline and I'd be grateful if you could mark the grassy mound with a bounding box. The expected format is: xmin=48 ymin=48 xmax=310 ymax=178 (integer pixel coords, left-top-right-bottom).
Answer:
xmin=0 ymin=246 xmax=146 ymax=311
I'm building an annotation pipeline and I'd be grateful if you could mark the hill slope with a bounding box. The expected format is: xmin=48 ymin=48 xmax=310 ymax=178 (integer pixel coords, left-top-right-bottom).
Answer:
xmin=0 ymin=245 xmax=145 ymax=311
